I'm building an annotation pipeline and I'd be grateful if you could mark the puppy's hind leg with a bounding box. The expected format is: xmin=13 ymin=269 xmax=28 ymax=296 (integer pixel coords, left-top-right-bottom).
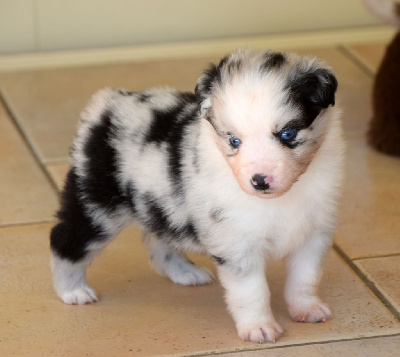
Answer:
xmin=142 ymin=229 xmax=214 ymax=286
xmin=50 ymin=170 xmax=121 ymax=305
xmin=50 ymin=251 xmax=98 ymax=305
xmin=50 ymin=214 xmax=121 ymax=305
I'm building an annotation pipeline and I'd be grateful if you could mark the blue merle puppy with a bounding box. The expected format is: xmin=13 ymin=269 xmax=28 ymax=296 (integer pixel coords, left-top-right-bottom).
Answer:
xmin=50 ymin=49 xmax=344 ymax=343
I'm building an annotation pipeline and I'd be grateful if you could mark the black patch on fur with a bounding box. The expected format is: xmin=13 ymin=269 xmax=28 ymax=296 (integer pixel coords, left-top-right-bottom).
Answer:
xmin=163 ymin=110 xmax=188 ymax=188
xmin=137 ymin=93 xmax=151 ymax=103
xmin=144 ymin=93 xmax=198 ymax=191
xmin=142 ymin=194 xmax=168 ymax=236
xmin=142 ymin=194 xmax=199 ymax=243
xmin=225 ymin=56 xmax=242 ymax=75
xmin=118 ymin=89 xmax=135 ymax=96
xmin=82 ymin=110 xmax=128 ymax=210
xmin=287 ymin=67 xmax=338 ymax=127
xmin=212 ymin=255 xmax=226 ymax=265
xmin=144 ymin=92 xmax=196 ymax=144
xmin=261 ymin=52 xmax=286 ymax=71
xmin=125 ymin=181 xmax=137 ymax=214
xmin=178 ymin=91 xmax=197 ymax=103
xmin=183 ymin=221 xmax=198 ymax=241
xmin=217 ymin=55 xmax=229 ymax=70
xmin=144 ymin=105 xmax=180 ymax=145
xmin=50 ymin=169 xmax=107 ymax=262
xmin=195 ymin=61 xmax=223 ymax=109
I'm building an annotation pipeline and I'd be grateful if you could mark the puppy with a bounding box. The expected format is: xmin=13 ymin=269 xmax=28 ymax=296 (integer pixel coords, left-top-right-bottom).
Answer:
xmin=50 ymin=49 xmax=344 ymax=343
xmin=363 ymin=0 xmax=400 ymax=156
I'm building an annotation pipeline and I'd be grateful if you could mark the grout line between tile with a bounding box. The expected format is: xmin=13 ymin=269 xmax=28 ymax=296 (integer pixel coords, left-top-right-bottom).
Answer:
xmin=352 ymin=253 xmax=400 ymax=261
xmin=0 ymin=90 xmax=60 ymax=196
xmin=338 ymin=46 xmax=375 ymax=77
xmin=168 ymin=333 xmax=400 ymax=357
xmin=333 ymin=244 xmax=400 ymax=321
xmin=0 ymin=219 xmax=56 ymax=230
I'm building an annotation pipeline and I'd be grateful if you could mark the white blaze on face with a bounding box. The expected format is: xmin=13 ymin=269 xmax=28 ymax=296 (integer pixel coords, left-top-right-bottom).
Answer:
xmin=196 ymin=49 xmax=337 ymax=199
xmin=210 ymin=67 xmax=327 ymax=199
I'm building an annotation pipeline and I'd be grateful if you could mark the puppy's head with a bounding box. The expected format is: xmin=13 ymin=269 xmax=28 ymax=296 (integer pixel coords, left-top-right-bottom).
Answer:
xmin=195 ymin=49 xmax=338 ymax=198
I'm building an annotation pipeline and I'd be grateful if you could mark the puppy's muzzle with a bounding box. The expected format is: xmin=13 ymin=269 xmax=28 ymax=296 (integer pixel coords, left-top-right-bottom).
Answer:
xmin=251 ymin=174 xmax=271 ymax=191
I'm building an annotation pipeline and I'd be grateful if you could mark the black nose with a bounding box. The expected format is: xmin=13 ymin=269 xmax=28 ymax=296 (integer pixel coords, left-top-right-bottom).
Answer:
xmin=251 ymin=174 xmax=270 ymax=190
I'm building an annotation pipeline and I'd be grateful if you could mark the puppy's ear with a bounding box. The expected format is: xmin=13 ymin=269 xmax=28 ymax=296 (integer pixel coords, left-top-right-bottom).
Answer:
xmin=195 ymin=56 xmax=228 ymax=117
xmin=289 ymin=67 xmax=338 ymax=112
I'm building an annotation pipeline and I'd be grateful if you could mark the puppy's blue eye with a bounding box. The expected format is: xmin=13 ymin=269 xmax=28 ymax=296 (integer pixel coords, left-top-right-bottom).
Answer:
xmin=229 ymin=136 xmax=242 ymax=148
xmin=280 ymin=130 xmax=296 ymax=141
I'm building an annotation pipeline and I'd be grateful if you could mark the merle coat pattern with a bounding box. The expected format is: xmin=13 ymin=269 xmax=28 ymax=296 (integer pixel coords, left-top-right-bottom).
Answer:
xmin=50 ymin=49 xmax=344 ymax=343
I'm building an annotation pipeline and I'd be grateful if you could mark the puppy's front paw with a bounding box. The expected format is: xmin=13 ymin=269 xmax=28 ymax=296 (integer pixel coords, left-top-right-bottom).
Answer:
xmin=288 ymin=297 xmax=332 ymax=323
xmin=237 ymin=320 xmax=284 ymax=343
xmin=60 ymin=286 xmax=98 ymax=305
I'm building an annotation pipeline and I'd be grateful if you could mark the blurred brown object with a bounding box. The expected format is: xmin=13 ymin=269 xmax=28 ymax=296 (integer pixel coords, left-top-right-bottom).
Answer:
xmin=364 ymin=0 xmax=400 ymax=156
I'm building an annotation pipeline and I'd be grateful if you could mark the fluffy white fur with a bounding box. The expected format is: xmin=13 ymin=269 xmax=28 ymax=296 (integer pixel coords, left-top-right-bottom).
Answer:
xmin=50 ymin=49 xmax=344 ymax=343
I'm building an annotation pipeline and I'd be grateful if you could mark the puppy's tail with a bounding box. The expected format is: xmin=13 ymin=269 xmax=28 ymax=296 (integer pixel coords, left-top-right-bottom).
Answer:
xmin=363 ymin=0 xmax=400 ymax=26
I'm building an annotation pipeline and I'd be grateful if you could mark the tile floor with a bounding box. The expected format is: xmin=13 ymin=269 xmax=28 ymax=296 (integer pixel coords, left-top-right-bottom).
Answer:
xmin=0 ymin=38 xmax=399 ymax=356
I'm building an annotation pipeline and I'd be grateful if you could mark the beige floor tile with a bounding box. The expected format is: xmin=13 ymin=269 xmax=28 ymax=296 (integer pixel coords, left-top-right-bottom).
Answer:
xmin=356 ymin=256 xmax=400 ymax=313
xmin=217 ymin=335 xmax=400 ymax=357
xmin=335 ymin=138 xmax=400 ymax=259
xmin=47 ymin=163 xmax=70 ymax=191
xmin=344 ymin=42 xmax=388 ymax=73
xmin=0 ymin=103 xmax=58 ymax=226
xmin=0 ymin=47 xmax=373 ymax=165
xmin=1 ymin=224 xmax=399 ymax=357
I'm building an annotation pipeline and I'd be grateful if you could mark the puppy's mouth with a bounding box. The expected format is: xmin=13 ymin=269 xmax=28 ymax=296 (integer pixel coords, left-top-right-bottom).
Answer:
xmin=254 ymin=189 xmax=287 ymax=199
xmin=247 ymin=184 xmax=280 ymax=198
xmin=255 ymin=189 xmax=278 ymax=197
xmin=237 ymin=181 xmax=285 ymax=199
xmin=249 ymin=183 xmax=288 ymax=199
